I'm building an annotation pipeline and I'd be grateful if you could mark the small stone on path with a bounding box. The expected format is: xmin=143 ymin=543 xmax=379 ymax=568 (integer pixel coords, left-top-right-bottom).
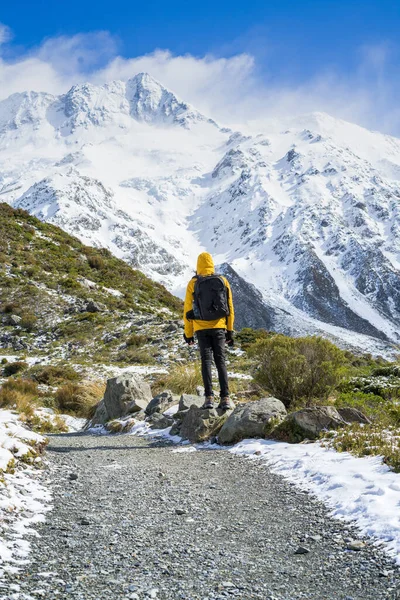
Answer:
xmin=175 ymin=508 xmax=187 ymax=515
xmin=294 ymin=546 xmax=310 ymax=555
xmin=347 ymin=540 xmax=366 ymax=551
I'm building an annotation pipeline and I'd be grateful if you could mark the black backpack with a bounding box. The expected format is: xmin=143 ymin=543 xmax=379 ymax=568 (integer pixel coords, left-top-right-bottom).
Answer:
xmin=192 ymin=274 xmax=230 ymax=321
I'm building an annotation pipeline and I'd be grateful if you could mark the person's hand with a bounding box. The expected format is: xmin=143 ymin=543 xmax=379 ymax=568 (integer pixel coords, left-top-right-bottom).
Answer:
xmin=183 ymin=334 xmax=195 ymax=345
xmin=225 ymin=331 xmax=234 ymax=347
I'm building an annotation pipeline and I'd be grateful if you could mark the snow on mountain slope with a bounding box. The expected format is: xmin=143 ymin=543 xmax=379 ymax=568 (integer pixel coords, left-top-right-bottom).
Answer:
xmin=1 ymin=72 xmax=400 ymax=354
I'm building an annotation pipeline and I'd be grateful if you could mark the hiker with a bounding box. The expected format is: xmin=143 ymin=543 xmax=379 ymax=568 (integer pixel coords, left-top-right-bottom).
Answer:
xmin=183 ymin=252 xmax=234 ymax=410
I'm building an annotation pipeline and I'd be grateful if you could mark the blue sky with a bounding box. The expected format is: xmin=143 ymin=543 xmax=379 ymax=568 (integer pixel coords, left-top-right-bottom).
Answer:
xmin=0 ymin=0 xmax=399 ymax=134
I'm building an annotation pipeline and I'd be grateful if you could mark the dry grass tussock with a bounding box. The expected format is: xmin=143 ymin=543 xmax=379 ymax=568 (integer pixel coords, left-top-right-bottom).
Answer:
xmin=152 ymin=362 xmax=202 ymax=395
xmin=55 ymin=381 xmax=106 ymax=417
xmin=0 ymin=378 xmax=39 ymax=418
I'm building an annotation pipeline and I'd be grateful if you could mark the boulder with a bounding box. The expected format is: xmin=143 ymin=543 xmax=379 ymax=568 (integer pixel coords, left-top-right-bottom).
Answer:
xmin=8 ymin=314 xmax=22 ymax=326
xmin=88 ymin=401 xmax=109 ymax=427
xmin=85 ymin=299 xmax=102 ymax=313
xmin=180 ymin=406 xmax=232 ymax=443
xmin=179 ymin=394 xmax=205 ymax=411
xmin=281 ymin=406 xmax=346 ymax=441
xmin=337 ymin=407 xmax=371 ymax=425
xmin=218 ymin=397 xmax=287 ymax=444
xmin=170 ymin=421 xmax=182 ymax=436
xmin=148 ymin=413 xmax=174 ymax=430
xmin=88 ymin=373 xmax=152 ymax=425
xmin=145 ymin=390 xmax=179 ymax=416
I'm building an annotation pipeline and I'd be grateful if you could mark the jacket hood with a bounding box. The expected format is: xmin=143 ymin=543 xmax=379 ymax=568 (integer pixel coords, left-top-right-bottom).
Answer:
xmin=196 ymin=252 xmax=215 ymax=276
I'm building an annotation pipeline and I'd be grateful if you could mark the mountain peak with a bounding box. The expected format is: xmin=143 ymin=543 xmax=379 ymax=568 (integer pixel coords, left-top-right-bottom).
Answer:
xmin=129 ymin=72 xmax=162 ymax=87
xmin=125 ymin=72 xmax=215 ymax=129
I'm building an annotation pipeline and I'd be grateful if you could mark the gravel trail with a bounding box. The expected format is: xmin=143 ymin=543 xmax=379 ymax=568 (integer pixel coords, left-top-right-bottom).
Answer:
xmin=5 ymin=432 xmax=400 ymax=600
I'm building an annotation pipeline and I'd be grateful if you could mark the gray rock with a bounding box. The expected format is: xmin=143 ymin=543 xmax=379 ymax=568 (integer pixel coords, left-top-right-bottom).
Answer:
xmin=8 ymin=314 xmax=22 ymax=326
xmin=88 ymin=373 xmax=152 ymax=425
xmin=179 ymin=394 xmax=205 ymax=411
xmin=170 ymin=421 xmax=182 ymax=436
xmin=148 ymin=413 xmax=174 ymax=430
xmin=347 ymin=540 xmax=366 ymax=551
xmin=218 ymin=397 xmax=287 ymax=444
xmin=337 ymin=407 xmax=371 ymax=425
xmin=145 ymin=390 xmax=179 ymax=416
xmin=87 ymin=401 xmax=109 ymax=428
xmin=294 ymin=546 xmax=310 ymax=555
xmin=134 ymin=410 xmax=146 ymax=422
xmin=285 ymin=406 xmax=346 ymax=440
xmin=180 ymin=405 xmax=231 ymax=443
xmin=85 ymin=299 xmax=102 ymax=313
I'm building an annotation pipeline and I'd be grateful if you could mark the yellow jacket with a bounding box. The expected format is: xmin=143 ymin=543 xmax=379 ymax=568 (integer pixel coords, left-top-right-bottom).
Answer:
xmin=183 ymin=252 xmax=234 ymax=338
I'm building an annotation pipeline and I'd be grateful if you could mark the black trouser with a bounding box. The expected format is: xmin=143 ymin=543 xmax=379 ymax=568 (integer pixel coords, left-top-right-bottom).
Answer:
xmin=196 ymin=328 xmax=229 ymax=398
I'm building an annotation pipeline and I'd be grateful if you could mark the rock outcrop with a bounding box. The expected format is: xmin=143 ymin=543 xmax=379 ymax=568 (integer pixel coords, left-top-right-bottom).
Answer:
xmin=89 ymin=373 xmax=152 ymax=426
xmin=180 ymin=406 xmax=232 ymax=443
xmin=147 ymin=413 xmax=174 ymax=430
xmin=278 ymin=406 xmax=346 ymax=442
xmin=337 ymin=407 xmax=371 ymax=424
xmin=218 ymin=397 xmax=287 ymax=444
xmin=179 ymin=394 xmax=205 ymax=411
xmin=145 ymin=390 xmax=179 ymax=416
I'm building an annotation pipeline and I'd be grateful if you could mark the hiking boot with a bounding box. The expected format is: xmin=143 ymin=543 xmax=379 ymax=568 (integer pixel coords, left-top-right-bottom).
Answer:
xmin=202 ymin=397 xmax=214 ymax=409
xmin=218 ymin=397 xmax=232 ymax=411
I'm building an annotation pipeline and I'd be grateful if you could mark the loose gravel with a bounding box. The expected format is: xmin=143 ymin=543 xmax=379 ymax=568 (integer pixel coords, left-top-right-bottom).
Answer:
xmin=3 ymin=432 xmax=400 ymax=600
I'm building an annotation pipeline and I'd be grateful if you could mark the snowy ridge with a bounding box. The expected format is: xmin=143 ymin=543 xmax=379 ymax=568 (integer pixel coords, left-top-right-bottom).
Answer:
xmin=1 ymin=73 xmax=400 ymax=352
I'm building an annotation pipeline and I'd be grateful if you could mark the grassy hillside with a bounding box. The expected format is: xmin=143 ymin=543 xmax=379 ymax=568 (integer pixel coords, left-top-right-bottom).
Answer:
xmin=0 ymin=203 xmax=182 ymax=364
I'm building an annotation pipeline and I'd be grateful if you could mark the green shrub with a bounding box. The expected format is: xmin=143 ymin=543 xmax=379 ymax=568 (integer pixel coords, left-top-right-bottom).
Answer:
xmin=249 ymin=334 xmax=348 ymax=408
xmin=329 ymin=423 xmax=400 ymax=473
xmin=236 ymin=328 xmax=271 ymax=349
xmin=59 ymin=277 xmax=80 ymax=290
xmin=29 ymin=364 xmax=81 ymax=385
xmin=87 ymin=255 xmax=105 ymax=270
xmin=372 ymin=365 xmax=400 ymax=377
xmin=2 ymin=302 xmax=19 ymax=314
xmin=1 ymin=358 xmax=8 ymax=365
xmin=3 ymin=361 xmax=28 ymax=376
xmin=20 ymin=312 xmax=37 ymax=332
xmin=28 ymin=414 xmax=68 ymax=434
xmin=117 ymin=347 xmax=157 ymax=365
xmin=126 ymin=333 xmax=147 ymax=348
xmin=24 ymin=266 xmax=37 ymax=278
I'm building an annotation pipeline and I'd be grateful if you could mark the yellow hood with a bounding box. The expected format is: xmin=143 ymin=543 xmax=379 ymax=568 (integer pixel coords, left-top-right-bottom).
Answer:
xmin=196 ymin=252 xmax=215 ymax=276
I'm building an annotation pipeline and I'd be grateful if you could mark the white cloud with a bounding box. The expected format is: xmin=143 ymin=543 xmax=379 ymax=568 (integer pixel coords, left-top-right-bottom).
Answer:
xmin=0 ymin=28 xmax=399 ymax=136
xmin=0 ymin=23 xmax=12 ymax=45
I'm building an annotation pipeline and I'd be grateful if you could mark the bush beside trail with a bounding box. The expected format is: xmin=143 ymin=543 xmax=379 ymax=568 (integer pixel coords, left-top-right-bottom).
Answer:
xmin=249 ymin=334 xmax=348 ymax=408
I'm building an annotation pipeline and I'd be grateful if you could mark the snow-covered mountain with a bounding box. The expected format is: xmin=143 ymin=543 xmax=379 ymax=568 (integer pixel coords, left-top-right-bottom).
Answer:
xmin=1 ymin=72 xmax=400 ymax=355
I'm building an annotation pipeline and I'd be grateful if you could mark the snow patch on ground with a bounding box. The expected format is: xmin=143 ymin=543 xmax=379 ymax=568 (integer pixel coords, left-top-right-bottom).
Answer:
xmin=0 ymin=411 xmax=44 ymax=469
xmin=0 ymin=410 xmax=51 ymax=576
xmin=229 ymin=439 xmax=400 ymax=565
xmin=100 ymin=364 xmax=168 ymax=377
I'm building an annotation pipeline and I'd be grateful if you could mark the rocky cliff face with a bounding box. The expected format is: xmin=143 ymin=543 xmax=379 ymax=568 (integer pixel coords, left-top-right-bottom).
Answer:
xmin=1 ymin=74 xmax=400 ymax=354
